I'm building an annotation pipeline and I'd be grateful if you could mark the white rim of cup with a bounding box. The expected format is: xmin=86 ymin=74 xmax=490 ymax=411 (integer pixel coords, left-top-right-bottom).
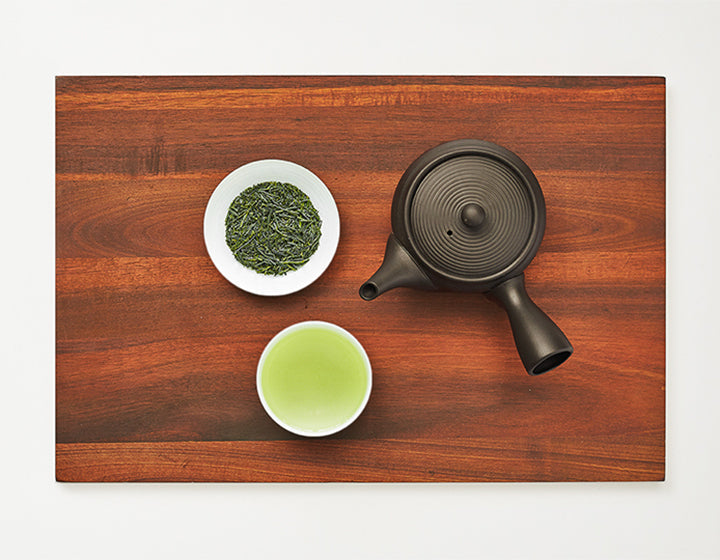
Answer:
xmin=256 ymin=321 xmax=372 ymax=437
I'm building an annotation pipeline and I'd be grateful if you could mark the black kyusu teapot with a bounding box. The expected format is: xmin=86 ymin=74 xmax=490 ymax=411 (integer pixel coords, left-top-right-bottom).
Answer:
xmin=359 ymin=139 xmax=572 ymax=375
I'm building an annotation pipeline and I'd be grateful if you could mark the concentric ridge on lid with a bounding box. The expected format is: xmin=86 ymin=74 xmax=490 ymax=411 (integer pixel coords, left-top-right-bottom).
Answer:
xmin=409 ymin=154 xmax=534 ymax=279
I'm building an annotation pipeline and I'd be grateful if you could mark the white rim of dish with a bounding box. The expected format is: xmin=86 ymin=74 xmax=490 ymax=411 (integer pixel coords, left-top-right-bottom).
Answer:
xmin=256 ymin=321 xmax=373 ymax=437
xmin=203 ymin=159 xmax=340 ymax=296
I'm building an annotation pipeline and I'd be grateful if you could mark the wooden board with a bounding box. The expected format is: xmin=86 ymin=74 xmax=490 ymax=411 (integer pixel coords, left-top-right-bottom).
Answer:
xmin=56 ymin=76 xmax=665 ymax=482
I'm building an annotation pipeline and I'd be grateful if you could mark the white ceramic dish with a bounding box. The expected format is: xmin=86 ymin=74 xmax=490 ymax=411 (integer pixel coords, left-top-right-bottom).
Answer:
xmin=204 ymin=160 xmax=340 ymax=296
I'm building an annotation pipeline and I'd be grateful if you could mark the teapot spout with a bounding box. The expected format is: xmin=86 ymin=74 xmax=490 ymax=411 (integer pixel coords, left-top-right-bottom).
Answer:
xmin=359 ymin=234 xmax=435 ymax=300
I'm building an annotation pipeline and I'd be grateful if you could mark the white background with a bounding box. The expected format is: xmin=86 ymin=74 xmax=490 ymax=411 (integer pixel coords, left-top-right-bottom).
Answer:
xmin=1 ymin=0 xmax=719 ymax=558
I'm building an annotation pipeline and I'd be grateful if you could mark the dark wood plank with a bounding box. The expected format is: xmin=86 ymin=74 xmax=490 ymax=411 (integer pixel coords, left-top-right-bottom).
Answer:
xmin=56 ymin=76 xmax=665 ymax=481
xmin=56 ymin=437 xmax=663 ymax=482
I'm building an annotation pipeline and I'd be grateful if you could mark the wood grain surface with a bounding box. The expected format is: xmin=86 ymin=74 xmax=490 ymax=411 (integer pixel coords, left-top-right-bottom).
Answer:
xmin=56 ymin=76 xmax=665 ymax=482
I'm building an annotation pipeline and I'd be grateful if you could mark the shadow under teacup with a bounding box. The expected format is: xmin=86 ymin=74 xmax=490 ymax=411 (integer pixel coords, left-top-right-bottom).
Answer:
xmin=257 ymin=321 xmax=372 ymax=437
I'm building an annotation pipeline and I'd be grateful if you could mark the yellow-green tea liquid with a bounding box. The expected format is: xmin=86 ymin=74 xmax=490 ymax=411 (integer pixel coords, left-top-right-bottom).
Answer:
xmin=260 ymin=326 xmax=369 ymax=433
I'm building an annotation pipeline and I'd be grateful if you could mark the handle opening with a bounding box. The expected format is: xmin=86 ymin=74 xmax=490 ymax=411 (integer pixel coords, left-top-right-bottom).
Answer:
xmin=530 ymin=350 xmax=573 ymax=375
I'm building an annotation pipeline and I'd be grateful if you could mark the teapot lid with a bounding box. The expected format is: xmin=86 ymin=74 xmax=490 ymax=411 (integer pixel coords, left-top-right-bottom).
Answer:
xmin=393 ymin=139 xmax=545 ymax=287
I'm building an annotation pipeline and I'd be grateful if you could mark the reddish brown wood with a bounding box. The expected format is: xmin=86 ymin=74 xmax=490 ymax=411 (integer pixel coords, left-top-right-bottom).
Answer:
xmin=56 ymin=76 xmax=665 ymax=482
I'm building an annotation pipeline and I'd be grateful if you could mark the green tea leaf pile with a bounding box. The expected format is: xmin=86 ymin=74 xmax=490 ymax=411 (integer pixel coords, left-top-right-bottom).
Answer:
xmin=225 ymin=181 xmax=322 ymax=276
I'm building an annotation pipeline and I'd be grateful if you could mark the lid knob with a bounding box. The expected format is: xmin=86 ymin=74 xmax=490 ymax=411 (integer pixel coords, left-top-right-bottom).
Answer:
xmin=461 ymin=202 xmax=486 ymax=229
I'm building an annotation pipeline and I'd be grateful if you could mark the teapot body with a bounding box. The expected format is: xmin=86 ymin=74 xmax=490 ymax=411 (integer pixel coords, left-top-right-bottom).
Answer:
xmin=359 ymin=138 xmax=573 ymax=375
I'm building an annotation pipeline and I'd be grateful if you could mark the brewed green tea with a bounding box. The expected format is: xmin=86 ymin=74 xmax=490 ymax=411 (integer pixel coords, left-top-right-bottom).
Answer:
xmin=259 ymin=325 xmax=370 ymax=434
